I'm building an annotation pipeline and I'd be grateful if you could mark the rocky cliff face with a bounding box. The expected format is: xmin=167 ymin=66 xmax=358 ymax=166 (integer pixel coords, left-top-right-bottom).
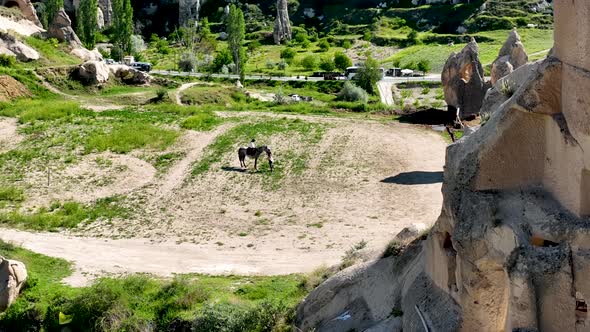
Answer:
xmin=297 ymin=2 xmax=590 ymax=331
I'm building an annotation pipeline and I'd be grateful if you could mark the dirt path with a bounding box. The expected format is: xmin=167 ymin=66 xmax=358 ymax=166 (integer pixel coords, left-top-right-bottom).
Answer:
xmin=0 ymin=117 xmax=22 ymax=153
xmin=0 ymin=228 xmax=342 ymax=287
xmin=377 ymin=80 xmax=395 ymax=106
xmin=149 ymin=124 xmax=234 ymax=201
xmin=175 ymin=82 xmax=200 ymax=105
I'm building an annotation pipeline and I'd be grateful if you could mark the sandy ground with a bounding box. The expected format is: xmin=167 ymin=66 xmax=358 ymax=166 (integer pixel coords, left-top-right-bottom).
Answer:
xmin=0 ymin=117 xmax=22 ymax=153
xmin=0 ymin=112 xmax=447 ymax=286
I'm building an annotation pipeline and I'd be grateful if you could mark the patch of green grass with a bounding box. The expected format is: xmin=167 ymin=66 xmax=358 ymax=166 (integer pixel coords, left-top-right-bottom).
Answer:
xmin=0 ymin=241 xmax=306 ymax=331
xmin=180 ymin=112 xmax=222 ymax=131
xmin=23 ymin=36 xmax=81 ymax=66
xmin=192 ymin=118 xmax=325 ymax=190
xmin=151 ymin=151 xmax=185 ymax=172
xmin=0 ymin=186 xmax=25 ymax=203
xmin=0 ymin=197 xmax=129 ymax=231
xmin=85 ymin=123 xmax=180 ymax=154
xmin=0 ymin=98 xmax=91 ymax=123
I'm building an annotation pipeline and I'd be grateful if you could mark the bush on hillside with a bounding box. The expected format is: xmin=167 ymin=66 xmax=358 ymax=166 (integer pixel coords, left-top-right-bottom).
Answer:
xmin=301 ymin=55 xmax=319 ymax=71
xmin=0 ymin=54 xmax=16 ymax=67
xmin=337 ymin=81 xmax=368 ymax=103
xmin=179 ymin=52 xmax=197 ymax=72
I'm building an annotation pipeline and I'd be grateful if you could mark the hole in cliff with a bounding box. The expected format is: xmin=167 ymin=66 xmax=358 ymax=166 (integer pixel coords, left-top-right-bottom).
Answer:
xmin=530 ymin=236 xmax=559 ymax=247
xmin=3 ymin=1 xmax=20 ymax=8
xmin=442 ymin=232 xmax=458 ymax=292
xmin=443 ymin=232 xmax=453 ymax=249
xmin=576 ymin=292 xmax=588 ymax=324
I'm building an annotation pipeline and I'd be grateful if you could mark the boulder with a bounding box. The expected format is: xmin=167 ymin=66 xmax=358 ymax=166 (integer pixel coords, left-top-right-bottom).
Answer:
xmin=0 ymin=32 xmax=39 ymax=61
xmin=108 ymin=64 xmax=150 ymax=85
xmin=273 ymin=0 xmax=292 ymax=45
xmin=441 ymin=38 xmax=490 ymax=119
xmin=48 ymin=8 xmax=82 ymax=47
xmin=70 ymin=47 xmax=103 ymax=61
xmin=77 ymin=60 xmax=110 ymax=84
xmin=393 ymin=223 xmax=428 ymax=245
xmin=490 ymin=29 xmax=529 ymax=85
xmin=0 ymin=256 xmax=28 ymax=312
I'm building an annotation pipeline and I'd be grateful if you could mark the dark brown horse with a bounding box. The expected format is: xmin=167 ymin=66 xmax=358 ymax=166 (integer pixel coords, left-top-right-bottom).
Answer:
xmin=238 ymin=146 xmax=274 ymax=172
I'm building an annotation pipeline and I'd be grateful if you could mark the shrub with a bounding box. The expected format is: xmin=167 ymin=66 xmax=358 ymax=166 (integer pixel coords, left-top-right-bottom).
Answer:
xmin=334 ymin=51 xmax=352 ymax=71
xmin=417 ymin=59 xmax=431 ymax=75
xmin=318 ymin=40 xmax=330 ymax=52
xmin=277 ymin=59 xmax=288 ymax=71
xmin=337 ymin=81 xmax=368 ymax=103
xmin=382 ymin=240 xmax=403 ymax=258
xmin=0 ymin=54 xmax=16 ymax=67
xmin=319 ymin=57 xmax=335 ymax=71
xmin=301 ymin=55 xmax=318 ymax=71
xmin=342 ymin=40 xmax=352 ymax=49
xmin=178 ymin=52 xmax=197 ymax=72
xmin=212 ymin=48 xmax=233 ymax=72
xmin=265 ymin=60 xmax=275 ymax=69
xmin=155 ymin=88 xmax=168 ymax=101
xmin=280 ymin=47 xmax=296 ymax=64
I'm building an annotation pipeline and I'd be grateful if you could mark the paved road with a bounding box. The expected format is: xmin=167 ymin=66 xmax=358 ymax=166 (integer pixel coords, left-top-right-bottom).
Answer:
xmin=152 ymin=70 xmax=442 ymax=83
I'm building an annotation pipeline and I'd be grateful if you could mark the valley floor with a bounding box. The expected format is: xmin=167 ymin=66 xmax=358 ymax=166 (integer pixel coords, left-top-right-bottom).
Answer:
xmin=1 ymin=108 xmax=446 ymax=285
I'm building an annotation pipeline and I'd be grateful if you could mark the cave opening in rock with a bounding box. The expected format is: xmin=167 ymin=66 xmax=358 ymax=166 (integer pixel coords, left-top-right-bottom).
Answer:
xmin=442 ymin=232 xmax=458 ymax=292
xmin=2 ymin=1 xmax=20 ymax=8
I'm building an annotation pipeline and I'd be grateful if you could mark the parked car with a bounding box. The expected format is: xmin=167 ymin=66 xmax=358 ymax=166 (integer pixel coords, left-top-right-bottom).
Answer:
xmin=104 ymin=58 xmax=115 ymax=65
xmin=131 ymin=62 xmax=152 ymax=72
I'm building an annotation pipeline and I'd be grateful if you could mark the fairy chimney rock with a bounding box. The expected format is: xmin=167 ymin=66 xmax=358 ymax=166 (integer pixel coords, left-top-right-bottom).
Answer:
xmin=273 ymin=0 xmax=292 ymax=45
xmin=490 ymin=29 xmax=529 ymax=85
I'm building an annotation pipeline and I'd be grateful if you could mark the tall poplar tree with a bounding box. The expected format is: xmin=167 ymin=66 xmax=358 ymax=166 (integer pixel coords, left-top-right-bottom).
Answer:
xmin=227 ymin=4 xmax=246 ymax=80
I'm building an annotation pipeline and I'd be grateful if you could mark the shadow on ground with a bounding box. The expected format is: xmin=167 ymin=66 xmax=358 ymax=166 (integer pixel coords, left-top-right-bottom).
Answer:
xmin=221 ymin=166 xmax=247 ymax=173
xmin=381 ymin=171 xmax=443 ymax=185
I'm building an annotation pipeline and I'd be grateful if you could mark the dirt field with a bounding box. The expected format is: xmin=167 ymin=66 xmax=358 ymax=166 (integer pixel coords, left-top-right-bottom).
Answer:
xmin=0 ymin=110 xmax=446 ymax=285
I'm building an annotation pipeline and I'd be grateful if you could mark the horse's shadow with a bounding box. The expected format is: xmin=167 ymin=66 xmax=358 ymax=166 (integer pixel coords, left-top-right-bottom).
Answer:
xmin=221 ymin=166 xmax=247 ymax=173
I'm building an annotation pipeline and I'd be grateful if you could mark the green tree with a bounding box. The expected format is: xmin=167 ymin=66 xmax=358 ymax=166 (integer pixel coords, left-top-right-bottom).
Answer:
xmin=417 ymin=59 xmax=431 ymax=76
xmin=111 ymin=0 xmax=133 ymax=57
xmin=227 ymin=4 xmax=246 ymax=81
xmin=76 ymin=0 xmax=98 ymax=49
xmin=213 ymin=48 xmax=233 ymax=72
xmin=334 ymin=51 xmax=352 ymax=71
xmin=355 ymin=55 xmax=381 ymax=94
xmin=43 ymin=0 xmax=63 ymax=28
xmin=280 ymin=47 xmax=296 ymax=64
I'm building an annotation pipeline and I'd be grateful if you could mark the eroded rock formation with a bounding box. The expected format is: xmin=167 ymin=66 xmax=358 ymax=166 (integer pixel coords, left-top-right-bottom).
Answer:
xmin=0 ymin=0 xmax=41 ymax=27
xmin=0 ymin=31 xmax=39 ymax=61
xmin=273 ymin=0 xmax=292 ymax=45
xmin=108 ymin=64 xmax=150 ymax=85
xmin=0 ymin=256 xmax=28 ymax=312
xmin=48 ymin=8 xmax=82 ymax=47
xmin=297 ymin=2 xmax=590 ymax=331
xmin=441 ymin=38 xmax=489 ymax=119
xmin=490 ymin=29 xmax=529 ymax=85
xmin=179 ymin=0 xmax=204 ymax=27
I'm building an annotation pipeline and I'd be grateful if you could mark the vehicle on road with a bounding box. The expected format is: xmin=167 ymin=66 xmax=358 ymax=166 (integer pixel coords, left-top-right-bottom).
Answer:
xmin=131 ymin=62 xmax=152 ymax=72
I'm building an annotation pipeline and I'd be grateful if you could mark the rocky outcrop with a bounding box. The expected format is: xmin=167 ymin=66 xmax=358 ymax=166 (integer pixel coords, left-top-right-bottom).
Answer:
xmin=98 ymin=0 xmax=113 ymax=26
xmin=0 ymin=32 xmax=39 ymax=61
xmin=48 ymin=8 xmax=82 ymax=47
xmin=97 ymin=7 xmax=105 ymax=29
xmin=441 ymin=38 xmax=490 ymax=119
xmin=490 ymin=29 xmax=529 ymax=85
xmin=273 ymin=0 xmax=292 ymax=45
xmin=108 ymin=64 xmax=150 ymax=85
xmin=76 ymin=60 xmax=110 ymax=84
xmin=179 ymin=0 xmax=203 ymax=27
xmin=70 ymin=47 xmax=102 ymax=61
xmin=0 ymin=0 xmax=42 ymax=27
xmin=297 ymin=3 xmax=590 ymax=332
xmin=0 ymin=256 xmax=28 ymax=312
